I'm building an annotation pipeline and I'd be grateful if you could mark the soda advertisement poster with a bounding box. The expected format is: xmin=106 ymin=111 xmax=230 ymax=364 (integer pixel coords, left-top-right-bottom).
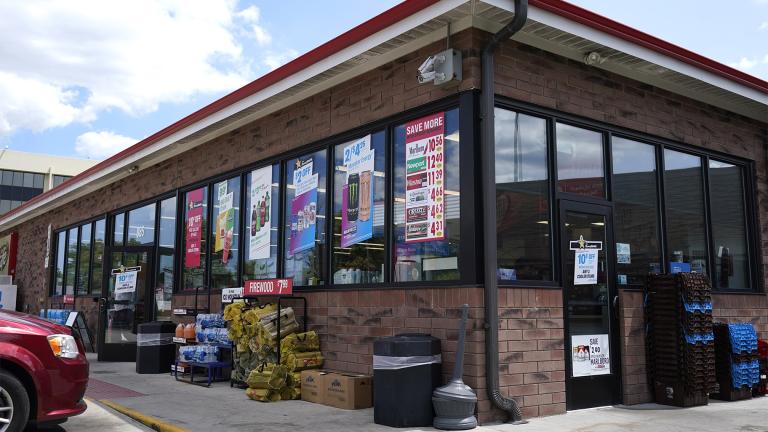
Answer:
xmin=184 ymin=188 xmax=204 ymax=268
xmin=214 ymin=190 xmax=234 ymax=253
xmin=341 ymin=135 xmax=375 ymax=248
xmin=404 ymin=112 xmax=445 ymax=243
xmin=290 ymin=158 xmax=319 ymax=255
xmin=249 ymin=166 xmax=273 ymax=259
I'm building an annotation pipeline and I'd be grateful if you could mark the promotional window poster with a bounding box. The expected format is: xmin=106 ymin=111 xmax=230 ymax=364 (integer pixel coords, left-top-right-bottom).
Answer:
xmin=184 ymin=188 xmax=204 ymax=268
xmin=341 ymin=135 xmax=375 ymax=248
xmin=290 ymin=158 xmax=319 ymax=255
xmin=249 ymin=166 xmax=273 ymax=259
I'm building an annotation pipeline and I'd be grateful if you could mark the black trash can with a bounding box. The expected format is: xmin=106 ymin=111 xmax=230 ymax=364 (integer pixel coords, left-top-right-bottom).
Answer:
xmin=136 ymin=321 xmax=176 ymax=374
xmin=373 ymin=333 xmax=442 ymax=427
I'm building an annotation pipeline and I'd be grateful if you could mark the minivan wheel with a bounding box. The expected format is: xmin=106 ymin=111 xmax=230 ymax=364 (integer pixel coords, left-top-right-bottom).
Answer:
xmin=0 ymin=370 xmax=29 ymax=432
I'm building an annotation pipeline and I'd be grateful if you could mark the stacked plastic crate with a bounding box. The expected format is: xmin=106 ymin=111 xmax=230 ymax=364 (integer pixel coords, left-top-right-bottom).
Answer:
xmin=645 ymin=273 xmax=716 ymax=407
xmin=712 ymin=323 xmax=760 ymax=401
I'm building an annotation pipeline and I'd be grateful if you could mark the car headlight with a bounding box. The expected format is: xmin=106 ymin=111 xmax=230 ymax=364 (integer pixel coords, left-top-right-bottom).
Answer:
xmin=47 ymin=334 xmax=79 ymax=359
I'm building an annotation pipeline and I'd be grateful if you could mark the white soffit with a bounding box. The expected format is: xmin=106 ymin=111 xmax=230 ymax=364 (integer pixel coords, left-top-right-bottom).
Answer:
xmin=480 ymin=0 xmax=768 ymax=122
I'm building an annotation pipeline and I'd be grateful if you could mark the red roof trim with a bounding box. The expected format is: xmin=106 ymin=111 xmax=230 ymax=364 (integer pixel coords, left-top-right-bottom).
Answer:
xmin=3 ymin=0 xmax=765 ymax=225
xmin=530 ymin=0 xmax=768 ymax=95
xmin=0 ymin=0 xmax=441 ymax=223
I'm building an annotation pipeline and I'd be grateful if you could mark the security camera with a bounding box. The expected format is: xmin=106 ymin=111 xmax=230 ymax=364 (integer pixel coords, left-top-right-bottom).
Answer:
xmin=417 ymin=49 xmax=461 ymax=86
xmin=417 ymin=55 xmax=436 ymax=84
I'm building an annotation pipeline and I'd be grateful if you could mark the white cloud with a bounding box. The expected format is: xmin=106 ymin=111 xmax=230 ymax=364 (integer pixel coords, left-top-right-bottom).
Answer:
xmin=264 ymin=49 xmax=300 ymax=70
xmin=729 ymin=57 xmax=758 ymax=70
xmin=0 ymin=1 xmax=278 ymax=136
xmin=237 ymin=5 xmax=271 ymax=45
xmin=760 ymin=21 xmax=768 ymax=30
xmin=75 ymin=131 xmax=137 ymax=159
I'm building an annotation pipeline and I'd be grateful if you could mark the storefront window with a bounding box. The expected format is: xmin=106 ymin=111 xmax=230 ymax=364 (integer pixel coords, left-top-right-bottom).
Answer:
xmin=664 ymin=150 xmax=707 ymax=274
xmin=54 ymin=231 xmax=66 ymax=296
xmin=332 ymin=131 xmax=386 ymax=284
xmin=393 ymin=109 xmax=460 ymax=282
xmin=127 ymin=203 xmax=156 ymax=246
xmin=76 ymin=223 xmax=91 ymax=296
xmin=557 ymin=123 xmax=604 ymax=198
xmin=65 ymin=227 xmax=78 ymax=295
xmin=182 ymin=187 xmax=208 ymax=290
xmin=709 ymin=160 xmax=749 ymax=290
xmin=211 ymin=177 xmax=240 ymax=289
xmin=92 ymin=219 xmax=105 ymax=296
xmin=244 ymin=165 xmax=280 ymax=280
xmin=156 ymin=197 xmax=176 ymax=319
xmin=113 ymin=213 xmax=125 ymax=246
xmin=284 ymin=150 xmax=327 ymax=286
xmin=612 ymin=137 xmax=661 ymax=288
xmin=495 ymin=109 xmax=551 ymax=281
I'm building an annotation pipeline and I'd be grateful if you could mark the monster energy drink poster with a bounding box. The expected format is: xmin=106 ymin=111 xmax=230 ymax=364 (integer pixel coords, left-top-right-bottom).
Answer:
xmin=249 ymin=166 xmax=273 ymax=260
xmin=341 ymin=135 xmax=374 ymax=248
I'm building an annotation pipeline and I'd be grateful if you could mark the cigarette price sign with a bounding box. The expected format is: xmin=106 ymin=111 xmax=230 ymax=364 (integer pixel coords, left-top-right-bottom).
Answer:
xmin=404 ymin=112 xmax=445 ymax=243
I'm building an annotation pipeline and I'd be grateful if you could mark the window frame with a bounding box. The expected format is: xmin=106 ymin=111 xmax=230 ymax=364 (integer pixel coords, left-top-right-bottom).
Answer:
xmin=495 ymin=96 xmax=761 ymax=293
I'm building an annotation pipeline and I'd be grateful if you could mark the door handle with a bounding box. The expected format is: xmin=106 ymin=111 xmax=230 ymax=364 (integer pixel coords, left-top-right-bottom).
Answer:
xmin=612 ymin=295 xmax=619 ymax=309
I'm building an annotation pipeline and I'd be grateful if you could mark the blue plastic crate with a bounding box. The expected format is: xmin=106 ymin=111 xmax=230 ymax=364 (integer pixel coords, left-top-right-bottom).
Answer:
xmin=728 ymin=323 xmax=758 ymax=354
xmin=683 ymin=301 xmax=712 ymax=313
xmin=684 ymin=331 xmax=714 ymax=344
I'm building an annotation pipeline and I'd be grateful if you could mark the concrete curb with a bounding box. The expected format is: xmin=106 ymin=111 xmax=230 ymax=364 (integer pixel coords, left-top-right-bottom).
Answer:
xmin=98 ymin=399 xmax=190 ymax=432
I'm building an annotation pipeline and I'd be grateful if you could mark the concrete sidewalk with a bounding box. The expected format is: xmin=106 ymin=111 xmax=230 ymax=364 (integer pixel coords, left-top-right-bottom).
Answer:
xmin=87 ymin=356 xmax=768 ymax=432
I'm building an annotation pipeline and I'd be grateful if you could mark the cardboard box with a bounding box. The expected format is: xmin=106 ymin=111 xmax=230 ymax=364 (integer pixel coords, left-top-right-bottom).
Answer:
xmin=324 ymin=372 xmax=373 ymax=410
xmin=300 ymin=370 xmax=329 ymax=404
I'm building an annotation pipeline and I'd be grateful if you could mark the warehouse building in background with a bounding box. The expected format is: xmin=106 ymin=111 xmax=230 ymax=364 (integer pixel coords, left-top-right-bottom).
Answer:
xmin=0 ymin=149 xmax=98 ymax=214
xmin=0 ymin=0 xmax=766 ymax=422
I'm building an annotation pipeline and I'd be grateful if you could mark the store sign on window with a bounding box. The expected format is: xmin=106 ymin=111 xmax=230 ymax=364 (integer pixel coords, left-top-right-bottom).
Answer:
xmin=571 ymin=334 xmax=611 ymax=377
xmin=341 ymin=135 xmax=374 ymax=248
xmin=115 ymin=270 xmax=138 ymax=295
xmin=249 ymin=166 xmax=273 ymax=260
xmin=185 ymin=188 xmax=204 ymax=268
xmin=404 ymin=112 xmax=445 ymax=243
xmin=290 ymin=158 xmax=319 ymax=255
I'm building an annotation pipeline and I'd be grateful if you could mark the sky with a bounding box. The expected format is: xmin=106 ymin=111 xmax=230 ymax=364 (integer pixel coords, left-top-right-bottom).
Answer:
xmin=0 ymin=0 xmax=766 ymax=161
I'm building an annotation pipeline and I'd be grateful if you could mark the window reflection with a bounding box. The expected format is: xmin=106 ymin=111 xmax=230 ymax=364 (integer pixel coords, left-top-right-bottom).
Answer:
xmin=495 ymin=109 xmax=552 ymax=281
xmin=664 ymin=150 xmax=707 ymax=274
xmin=709 ymin=160 xmax=749 ymax=290
xmin=557 ymin=123 xmax=604 ymax=198
xmin=612 ymin=137 xmax=661 ymax=287
xmin=127 ymin=203 xmax=156 ymax=246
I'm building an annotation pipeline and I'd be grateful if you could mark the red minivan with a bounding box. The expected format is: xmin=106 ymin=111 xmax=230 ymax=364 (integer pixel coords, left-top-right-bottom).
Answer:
xmin=0 ymin=310 xmax=89 ymax=431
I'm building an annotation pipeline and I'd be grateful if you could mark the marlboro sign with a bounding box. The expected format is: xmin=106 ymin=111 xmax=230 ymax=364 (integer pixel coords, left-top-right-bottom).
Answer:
xmin=243 ymin=278 xmax=293 ymax=296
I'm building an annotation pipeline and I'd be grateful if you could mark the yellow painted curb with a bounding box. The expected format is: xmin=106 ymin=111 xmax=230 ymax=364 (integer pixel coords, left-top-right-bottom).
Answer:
xmin=98 ymin=399 xmax=190 ymax=432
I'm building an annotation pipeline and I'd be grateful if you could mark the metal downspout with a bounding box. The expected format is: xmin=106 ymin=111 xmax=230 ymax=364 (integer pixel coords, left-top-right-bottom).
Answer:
xmin=480 ymin=0 xmax=528 ymax=424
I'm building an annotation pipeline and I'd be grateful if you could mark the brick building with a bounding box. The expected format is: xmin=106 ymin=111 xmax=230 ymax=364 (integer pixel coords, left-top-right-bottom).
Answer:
xmin=1 ymin=0 xmax=766 ymax=423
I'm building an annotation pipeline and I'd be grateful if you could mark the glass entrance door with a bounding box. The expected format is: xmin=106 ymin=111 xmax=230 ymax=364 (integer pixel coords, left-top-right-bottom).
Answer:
xmin=560 ymin=200 xmax=621 ymax=409
xmin=97 ymin=248 xmax=153 ymax=361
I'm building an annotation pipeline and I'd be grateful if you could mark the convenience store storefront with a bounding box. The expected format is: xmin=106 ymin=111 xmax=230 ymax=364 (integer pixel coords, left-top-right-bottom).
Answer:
xmin=2 ymin=0 xmax=767 ymax=422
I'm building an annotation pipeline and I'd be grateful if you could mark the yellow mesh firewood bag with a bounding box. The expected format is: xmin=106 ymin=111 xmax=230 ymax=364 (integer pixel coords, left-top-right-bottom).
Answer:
xmin=223 ymin=302 xmax=244 ymax=322
xmin=280 ymin=331 xmax=320 ymax=354
xmin=246 ymin=387 xmax=270 ymax=401
xmin=281 ymin=351 xmax=324 ymax=372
